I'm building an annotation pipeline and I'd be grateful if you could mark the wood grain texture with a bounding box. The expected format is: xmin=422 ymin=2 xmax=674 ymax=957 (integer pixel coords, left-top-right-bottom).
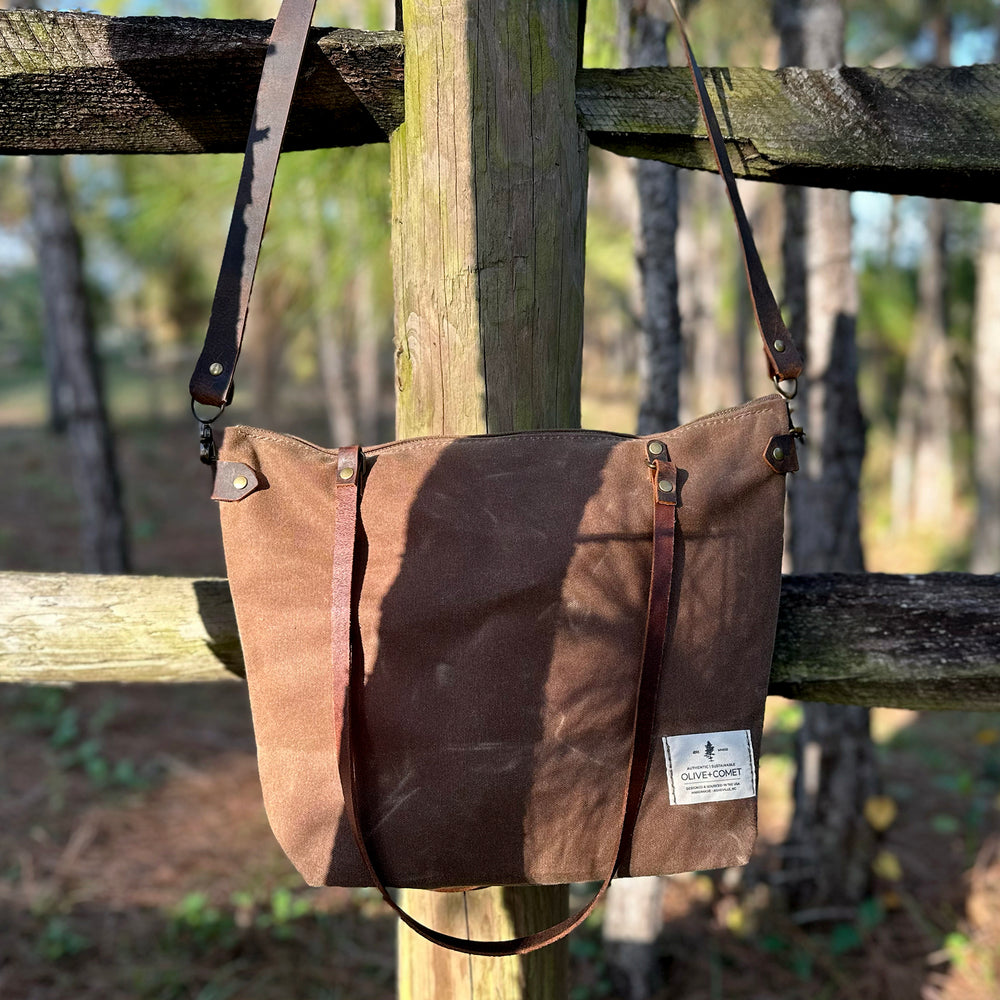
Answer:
xmin=0 ymin=9 xmax=402 ymax=153
xmin=581 ymin=63 xmax=1000 ymax=201
xmin=3 ymin=572 xmax=998 ymax=711
xmin=397 ymin=886 xmax=569 ymax=1000
xmin=771 ymin=573 xmax=1000 ymax=710
xmin=389 ymin=0 xmax=588 ymax=439
xmin=3 ymin=11 xmax=999 ymax=200
xmin=0 ymin=572 xmax=244 ymax=684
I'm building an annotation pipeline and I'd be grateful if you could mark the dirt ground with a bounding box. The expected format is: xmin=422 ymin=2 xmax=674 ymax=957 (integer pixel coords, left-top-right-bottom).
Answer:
xmin=2 ymin=408 xmax=1000 ymax=999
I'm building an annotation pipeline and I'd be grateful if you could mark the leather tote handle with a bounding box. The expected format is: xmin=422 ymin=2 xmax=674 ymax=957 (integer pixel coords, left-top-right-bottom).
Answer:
xmin=189 ymin=0 xmax=801 ymax=411
xmin=330 ymin=446 xmax=679 ymax=956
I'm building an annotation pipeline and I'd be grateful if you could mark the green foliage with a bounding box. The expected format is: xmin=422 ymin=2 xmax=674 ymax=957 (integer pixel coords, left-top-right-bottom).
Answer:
xmin=36 ymin=916 xmax=92 ymax=961
xmin=944 ymin=930 xmax=973 ymax=969
xmin=7 ymin=688 xmax=150 ymax=792
xmin=584 ymin=0 xmax=778 ymax=69
xmin=828 ymin=921 xmax=863 ymax=955
xmin=165 ymin=885 xmax=323 ymax=954
xmin=771 ymin=700 xmax=804 ymax=733
xmin=567 ymin=916 xmax=615 ymax=999
xmin=251 ymin=886 xmax=313 ymax=939
xmin=0 ymin=0 xmax=395 ymax=433
xmin=582 ymin=0 xmax=619 ymax=69
xmin=0 ymin=268 xmax=43 ymax=368
xmin=856 ymin=895 xmax=887 ymax=933
xmin=168 ymin=892 xmax=238 ymax=952
xmin=857 ymin=258 xmax=918 ymax=428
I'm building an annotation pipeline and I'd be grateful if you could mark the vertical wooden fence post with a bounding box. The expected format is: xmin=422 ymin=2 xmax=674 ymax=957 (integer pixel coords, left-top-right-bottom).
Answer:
xmin=389 ymin=0 xmax=589 ymax=997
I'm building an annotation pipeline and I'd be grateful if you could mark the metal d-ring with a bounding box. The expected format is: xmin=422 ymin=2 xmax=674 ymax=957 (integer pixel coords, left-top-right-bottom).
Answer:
xmin=772 ymin=375 xmax=799 ymax=400
xmin=191 ymin=397 xmax=227 ymax=424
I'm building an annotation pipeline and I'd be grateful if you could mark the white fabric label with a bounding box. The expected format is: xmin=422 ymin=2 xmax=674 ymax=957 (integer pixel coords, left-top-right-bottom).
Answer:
xmin=662 ymin=730 xmax=756 ymax=805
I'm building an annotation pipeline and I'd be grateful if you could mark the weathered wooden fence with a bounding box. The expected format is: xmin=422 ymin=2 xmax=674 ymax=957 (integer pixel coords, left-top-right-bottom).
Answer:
xmin=2 ymin=5 xmax=1000 ymax=1000
xmin=3 ymin=571 xmax=999 ymax=711
xmin=2 ymin=10 xmax=1000 ymax=200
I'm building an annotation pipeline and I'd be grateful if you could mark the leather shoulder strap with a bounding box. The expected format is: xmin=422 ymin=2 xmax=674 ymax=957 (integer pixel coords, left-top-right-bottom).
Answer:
xmin=667 ymin=0 xmax=803 ymax=384
xmin=190 ymin=0 xmax=317 ymax=408
xmin=190 ymin=0 xmax=802 ymax=408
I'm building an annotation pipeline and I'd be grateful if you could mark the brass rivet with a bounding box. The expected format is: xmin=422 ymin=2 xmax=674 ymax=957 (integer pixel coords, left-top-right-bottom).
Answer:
xmin=658 ymin=480 xmax=674 ymax=493
xmin=772 ymin=446 xmax=785 ymax=462
xmin=232 ymin=475 xmax=248 ymax=490
xmin=773 ymin=340 xmax=786 ymax=353
xmin=339 ymin=468 xmax=354 ymax=480
xmin=209 ymin=362 xmax=224 ymax=376
xmin=648 ymin=440 xmax=665 ymax=456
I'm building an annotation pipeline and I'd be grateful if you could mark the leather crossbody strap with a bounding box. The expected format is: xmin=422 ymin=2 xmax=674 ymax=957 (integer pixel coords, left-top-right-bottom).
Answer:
xmin=189 ymin=0 xmax=802 ymax=411
xmin=190 ymin=0 xmax=318 ymax=410
xmin=331 ymin=445 xmax=679 ymax=956
xmin=666 ymin=0 xmax=802 ymax=383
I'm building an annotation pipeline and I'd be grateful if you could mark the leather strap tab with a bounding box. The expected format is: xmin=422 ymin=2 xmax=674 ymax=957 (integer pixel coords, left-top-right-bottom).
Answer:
xmin=211 ymin=461 xmax=261 ymax=502
xmin=651 ymin=451 xmax=678 ymax=505
xmin=667 ymin=0 xmax=803 ymax=383
xmin=190 ymin=0 xmax=318 ymax=407
xmin=763 ymin=433 xmax=799 ymax=474
xmin=330 ymin=447 xmax=678 ymax=955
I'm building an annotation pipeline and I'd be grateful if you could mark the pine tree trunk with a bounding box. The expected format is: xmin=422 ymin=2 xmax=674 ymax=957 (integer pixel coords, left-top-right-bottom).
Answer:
xmin=627 ymin=2 xmax=681 ymax=436
xmin=678 ymin=172 xmax=724 ymax=421
xmin=315 ymin=260 xmax=359 ymax=446
xmin=774 ymin=0 xmax=875 ymax=914
xmin=352 ymin=264 xmax=382 ymax=445
xmin=317 ymin=306 xmax=358 ymax=445
xmin=27 ymin=156 xmax=130 ymax=575
xmin=600 ymin=4 xmax=681 ymax=997
xmin=971 ymin=213 xmax=1000 ymax=574
xmin=890 ymin=11 xmax=954 ymax=535
xmin=41 ymin=300 xmax=68 ymax=433
xmin=970 ymin=16 xmax=1000 ymax=574
xmin=891 ymin=197 xmax=953 ymax=532
xmin=240 ymin=273 xmax=287 ymax=427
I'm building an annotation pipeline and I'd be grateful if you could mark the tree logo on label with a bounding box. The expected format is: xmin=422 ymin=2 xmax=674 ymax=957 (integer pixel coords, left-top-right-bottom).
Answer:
xmin=704 ymin=741 xmax=716 ymax=761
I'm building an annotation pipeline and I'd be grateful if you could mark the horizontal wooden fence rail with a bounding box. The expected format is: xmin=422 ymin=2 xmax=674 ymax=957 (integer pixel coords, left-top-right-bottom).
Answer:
xmin=1 ymin=10 xmax=999 ymax=201
xmin=1 ymin=572 xmax=998 ymax=711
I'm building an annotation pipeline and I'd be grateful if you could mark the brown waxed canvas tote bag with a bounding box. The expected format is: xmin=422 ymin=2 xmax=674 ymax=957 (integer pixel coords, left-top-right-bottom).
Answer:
xmin=189 ymin=0 xmax=803 ymax=955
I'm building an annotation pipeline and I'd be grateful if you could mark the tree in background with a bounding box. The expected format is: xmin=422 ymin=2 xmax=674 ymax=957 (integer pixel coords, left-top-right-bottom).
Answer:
xmin=273 ymin=144 xmax=392 ymax=444
xmin=27 ymin=155 xmax=131 ymax=574
xmin=627 ymin=2 xmax=682 ymax=437
xmin=890 ymin=6 xmax=955 ymax=535
xmin=600 ymin=4 xmax=679 ymax=993
xmin=970 ymin=10 xmax=1000 ymax=574
xmin=2 ymin=0 xmax=129 ymax=573
xmin=773 ymin=0 xmax=876 ymax=913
